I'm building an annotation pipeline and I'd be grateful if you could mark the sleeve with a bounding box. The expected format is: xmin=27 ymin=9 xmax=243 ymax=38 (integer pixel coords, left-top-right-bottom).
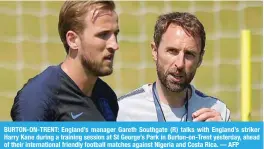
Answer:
xmin=10 ymin=91 xmax=53 ymax=121
xmin=225 ymin=108 xmax=231 ymax=122
xmin=218 ymin=103 xmax=231 ymax=122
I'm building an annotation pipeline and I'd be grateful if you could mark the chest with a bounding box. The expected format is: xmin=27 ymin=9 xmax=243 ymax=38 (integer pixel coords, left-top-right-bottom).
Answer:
xmin=54 ymin=93 xmax=115 ymax=121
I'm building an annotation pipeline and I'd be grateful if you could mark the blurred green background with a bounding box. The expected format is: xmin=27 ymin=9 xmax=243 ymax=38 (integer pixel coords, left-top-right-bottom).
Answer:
xmin=0 ymin=1 xmax=262 ymax=121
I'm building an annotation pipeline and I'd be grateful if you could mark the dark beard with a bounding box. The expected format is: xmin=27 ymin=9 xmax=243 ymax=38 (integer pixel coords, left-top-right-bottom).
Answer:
xmin=81 ymin=54 xmax=113 ymax=77
xmin=156 ymin=61 xmax=194 ymax=92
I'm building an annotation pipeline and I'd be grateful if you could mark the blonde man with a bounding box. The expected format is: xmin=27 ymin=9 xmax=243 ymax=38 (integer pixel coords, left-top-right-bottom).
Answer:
xmin=11 ymin=1 xmax=120 ymax=121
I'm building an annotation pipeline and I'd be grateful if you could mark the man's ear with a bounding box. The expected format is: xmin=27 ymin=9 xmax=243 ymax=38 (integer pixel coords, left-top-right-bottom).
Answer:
xmin=198 ymin=50 xmax=205 ymax=67
xmin=66 ymin=31 xmax=79 ymax=50
xmin=151 ymin=41 xmax=158 ymax=61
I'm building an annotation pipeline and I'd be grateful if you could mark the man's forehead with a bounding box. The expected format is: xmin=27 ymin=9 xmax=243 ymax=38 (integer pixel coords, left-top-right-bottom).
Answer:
xmin=162 ymin=24 xmax=201 ymax=49
xmin=88 ymin=9 xmax=117 ymax=23
xmin=83 ymin=9 xmax=119 ymax=33
xmin=165 ymin=24 xmax=189 ymax=38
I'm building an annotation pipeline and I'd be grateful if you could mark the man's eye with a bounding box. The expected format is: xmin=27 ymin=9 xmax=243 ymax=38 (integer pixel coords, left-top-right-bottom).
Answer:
xmin=97 ymin=32 xmax=110 ymax=39
xmin=186 ymin=52 xmax=194 ymax=56
xmin=168 ymin=49 xmax=178 ymax=55
xmin=185 ymin=52 xmax=196 ymax=59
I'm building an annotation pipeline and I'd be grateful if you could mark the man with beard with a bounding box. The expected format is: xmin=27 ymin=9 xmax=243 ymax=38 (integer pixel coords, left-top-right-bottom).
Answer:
xmin=11 ymin=1 xmax=120 ymax=121
xmin=117 ymin=12 xmax=230 ymax=122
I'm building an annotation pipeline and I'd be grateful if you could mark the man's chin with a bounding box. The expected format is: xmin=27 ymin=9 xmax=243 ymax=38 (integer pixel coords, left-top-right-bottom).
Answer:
xmin=166 ymin=82 xmax=186 ymax=92
xmin=97 ymin=67 xmax=113 ymax=77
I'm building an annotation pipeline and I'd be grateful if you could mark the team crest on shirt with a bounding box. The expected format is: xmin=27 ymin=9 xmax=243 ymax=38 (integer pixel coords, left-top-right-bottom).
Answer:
xmin=98 ymin=98 xmax=115 ymax=121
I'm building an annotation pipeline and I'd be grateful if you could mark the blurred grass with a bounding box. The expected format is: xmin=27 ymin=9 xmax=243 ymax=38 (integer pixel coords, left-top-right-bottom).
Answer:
xmin=0 ymin=1 xmax=262 ymax=121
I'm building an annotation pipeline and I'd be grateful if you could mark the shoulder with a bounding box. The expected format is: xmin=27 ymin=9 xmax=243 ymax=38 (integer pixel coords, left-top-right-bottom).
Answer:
xmin=192 ymin=87 xmax=227 ymax=108
xmin=117 ymin=84 xmax=152 ymax=121
xmin=11 ymin=65 xmax=62 ymax=120
xmin=118 ymin=84 xmax=149 ymax=102
xmin=16 ymin=65 xmax=62 ymax=99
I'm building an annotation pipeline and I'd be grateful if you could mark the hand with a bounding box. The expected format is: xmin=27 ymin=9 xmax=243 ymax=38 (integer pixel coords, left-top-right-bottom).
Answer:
xmin=192 ymin=108 xmax=222 ymax=122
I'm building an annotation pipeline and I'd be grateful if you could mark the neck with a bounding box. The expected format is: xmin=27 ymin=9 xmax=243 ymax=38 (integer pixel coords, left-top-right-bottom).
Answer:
xmin=155 ymin=79 xmax=189 ymax=108
xmin=61 ymin=55 xmax=97 ymax=97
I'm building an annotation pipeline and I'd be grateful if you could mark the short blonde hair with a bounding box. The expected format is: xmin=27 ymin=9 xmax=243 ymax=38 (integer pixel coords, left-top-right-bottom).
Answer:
xmin=58 ymin=0 xmax=116 ymax=53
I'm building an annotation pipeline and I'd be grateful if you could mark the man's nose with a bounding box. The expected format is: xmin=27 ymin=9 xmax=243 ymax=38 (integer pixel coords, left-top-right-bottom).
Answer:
xmin=174 ymin=52 xmax=185 ymax=69
xmin=107 ymin=34 xmax=119 ymax=51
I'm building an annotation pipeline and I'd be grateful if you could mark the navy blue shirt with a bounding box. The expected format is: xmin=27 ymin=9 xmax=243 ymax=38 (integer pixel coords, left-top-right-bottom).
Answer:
xmin=11 ymin=64 xmax=118 ymax=121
